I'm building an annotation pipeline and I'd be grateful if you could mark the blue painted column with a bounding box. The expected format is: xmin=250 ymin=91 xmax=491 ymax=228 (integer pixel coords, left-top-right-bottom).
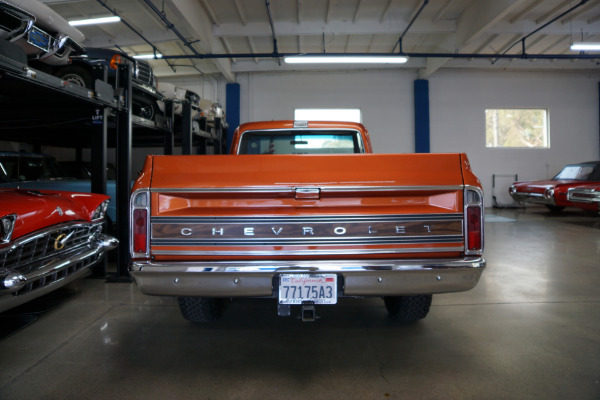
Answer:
xmin=414 ymin=79 xmax=430 ymax=153
xmin=226 ymin=83 xmax=241 ymax=152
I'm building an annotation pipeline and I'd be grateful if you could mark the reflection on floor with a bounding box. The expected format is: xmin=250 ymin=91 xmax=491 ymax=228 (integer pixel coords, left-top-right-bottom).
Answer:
xmin=0 ymin=288 xmax=75 ymax=341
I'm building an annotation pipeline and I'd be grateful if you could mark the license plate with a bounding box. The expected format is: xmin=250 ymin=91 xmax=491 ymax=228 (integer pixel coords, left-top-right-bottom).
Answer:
xmin=279 ymin=274 xmax=337 ymax=305
xmin=28 ymin=27 xmax=51 ymax=52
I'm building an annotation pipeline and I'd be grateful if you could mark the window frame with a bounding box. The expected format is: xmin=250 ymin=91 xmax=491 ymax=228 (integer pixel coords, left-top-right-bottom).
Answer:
xmin=485 ymin=108 xmax=550 ymax=149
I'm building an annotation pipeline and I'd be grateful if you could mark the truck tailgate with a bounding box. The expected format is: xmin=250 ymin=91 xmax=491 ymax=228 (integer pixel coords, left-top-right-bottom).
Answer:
xmin=149 ymin=153 xmax=465 ymax=190
xmin=136 ymin=153 xmax=474 ymax=260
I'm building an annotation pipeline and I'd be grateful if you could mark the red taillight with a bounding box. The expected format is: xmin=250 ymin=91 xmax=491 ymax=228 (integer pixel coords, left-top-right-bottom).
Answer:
xmin=133 ymin=209 xmax=147 ymax=253
xmin=467 ymin=205 xmax=482 ymax=251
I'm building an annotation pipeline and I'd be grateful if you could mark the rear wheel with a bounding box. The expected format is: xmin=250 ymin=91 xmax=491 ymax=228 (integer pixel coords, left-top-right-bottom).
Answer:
xmin=178 ymin=297 xmax=225 ymax=322
xmin=545 ymin=205 xmax=565 ymax=213
xmin=56 ymin=65 xmax=93 ymax=88
xmin=133 ymin=98 xmax=157 ymax=120
xmin=384 ymin=295 xmax=432 ymax=322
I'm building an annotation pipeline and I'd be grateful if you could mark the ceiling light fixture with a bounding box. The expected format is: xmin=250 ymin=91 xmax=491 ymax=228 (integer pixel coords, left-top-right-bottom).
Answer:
xmin=570 ymin=42 xmax=600 ymax=51
xmin=68 ymin=16 xmax=121 ymax=26
xmin=284 ymin=55 xmax=409 ymax=64
xmin=133 ymin=53 xmax=163 ymax=59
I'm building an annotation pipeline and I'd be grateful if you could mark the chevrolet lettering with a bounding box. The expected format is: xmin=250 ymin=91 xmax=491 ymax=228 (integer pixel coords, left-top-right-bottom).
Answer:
xmin=130 ymin=120 xmax=485 ymax=323
xmin=171 ymin=223 xmax=446 ymax=238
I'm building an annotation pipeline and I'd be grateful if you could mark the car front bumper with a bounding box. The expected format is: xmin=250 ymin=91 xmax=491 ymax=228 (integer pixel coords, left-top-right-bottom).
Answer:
xmin=510 ymin=191 xmax=555 ymax=205
xmin=0 ymin=234 xmax=119 ymax=313
xmin=130 ymin=257 xmax=486 ymax=298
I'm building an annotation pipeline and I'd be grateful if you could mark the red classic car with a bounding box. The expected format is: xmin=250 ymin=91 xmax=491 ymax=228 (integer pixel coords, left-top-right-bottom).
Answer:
xmin=509 ymin=161 xmax=600 ymax=212
xmin=0 ymin=189 xmax=118 ymax=313
xmin=567 ymin=184 xmax=600 ymax=215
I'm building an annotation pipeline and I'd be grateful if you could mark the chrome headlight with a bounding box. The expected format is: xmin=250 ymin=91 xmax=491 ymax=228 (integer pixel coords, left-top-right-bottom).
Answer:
xmin=544 ymin=188 xmax=555 ymax=200
xmin=0 ymin=214 xmax=17 ymax=244
xmin=509 ymin=185 xmax=517 ymax=195
xmin=92 ymin=200 xmax=110 ymax=221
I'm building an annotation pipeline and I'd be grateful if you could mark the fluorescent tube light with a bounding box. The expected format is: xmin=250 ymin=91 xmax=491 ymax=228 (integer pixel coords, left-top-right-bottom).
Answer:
xmin=284 ymin=55 xmax=408 ymax=64
xmin=133 ymin=53 xmax=163 ymax=59
xmin=570 ymin=42 xmax=600 ymax=51
xmin=68 ymin=16 xmax=121 ymax=26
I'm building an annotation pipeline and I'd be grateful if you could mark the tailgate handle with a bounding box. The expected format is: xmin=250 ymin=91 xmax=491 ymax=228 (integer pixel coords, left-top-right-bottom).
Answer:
xmin=295 ymin=188 xmax=320 ymax=200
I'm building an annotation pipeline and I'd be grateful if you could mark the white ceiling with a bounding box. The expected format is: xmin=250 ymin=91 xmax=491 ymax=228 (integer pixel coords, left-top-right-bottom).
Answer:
xmin=42 ymin=0 xmax=600 ymax=81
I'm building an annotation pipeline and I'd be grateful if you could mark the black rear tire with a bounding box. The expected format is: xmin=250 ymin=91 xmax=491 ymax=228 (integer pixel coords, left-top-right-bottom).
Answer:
xmin=133 ymin=99 xmax=157 ymax=120
xmin=384 ymin=295 xmax=432 ymax=322
xmin=178 ymin=297 xmax=225 ymax=322
xmin=545 ymin=205 xmax=565 ymax=212
xmin=56 ymin=65 xmax=93 ymax=89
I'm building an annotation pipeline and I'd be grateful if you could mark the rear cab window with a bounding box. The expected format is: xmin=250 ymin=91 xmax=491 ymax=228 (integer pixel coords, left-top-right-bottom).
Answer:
xmin=237 ymin=130 xmax=365 ymax=154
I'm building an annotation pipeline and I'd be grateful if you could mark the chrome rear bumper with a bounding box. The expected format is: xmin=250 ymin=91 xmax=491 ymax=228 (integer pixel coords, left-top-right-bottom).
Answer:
xmin=129 ymin=257 xmax=485 ymax=298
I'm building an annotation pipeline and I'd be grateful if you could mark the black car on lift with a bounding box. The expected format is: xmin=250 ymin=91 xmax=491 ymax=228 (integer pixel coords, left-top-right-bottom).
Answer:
xmin=51 ymin=47 xmax=163 ymax=122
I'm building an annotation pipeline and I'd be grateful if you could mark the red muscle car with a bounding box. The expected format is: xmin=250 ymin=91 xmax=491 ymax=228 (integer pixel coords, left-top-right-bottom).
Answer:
xmin=0 ymin=189 xmax=118 ymax=313
xmin=509 ymin=161 xmax=600 ymax=212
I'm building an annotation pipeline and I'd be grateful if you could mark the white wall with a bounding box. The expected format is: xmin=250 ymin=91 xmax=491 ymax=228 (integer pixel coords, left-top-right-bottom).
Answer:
xmin=429 ymin=69 xmax=599 ymax=205
xmin=237 ymin=69 xmax=416 ymax=153
xmin=237 ymin=68 xmax=600 ymax=205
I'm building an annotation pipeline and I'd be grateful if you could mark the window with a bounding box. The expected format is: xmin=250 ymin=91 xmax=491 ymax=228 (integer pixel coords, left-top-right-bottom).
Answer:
xmin=553 ymin=165 xmax=594 ymax=181
xmin=485 ymin=109 xmax=549 ymax=148
xmin=238 ymin=130 xmax=364 ymax=154
xmin=294 ymin=109 xmax=361 ymax=123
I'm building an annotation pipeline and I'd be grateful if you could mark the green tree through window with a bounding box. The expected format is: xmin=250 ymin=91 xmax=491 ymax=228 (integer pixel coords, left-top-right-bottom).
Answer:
xmin=486 ymin=109 xmax=549 ymax=148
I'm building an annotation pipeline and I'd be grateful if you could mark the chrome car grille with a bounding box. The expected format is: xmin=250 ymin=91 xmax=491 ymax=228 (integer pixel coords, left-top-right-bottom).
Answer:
xmin=134 ymin=60 xmax=153 ymax=86
xmin=0 ymin=222 xmax=102 ymax=275
xmin=569 ymin=189 xmax=600 ymax=203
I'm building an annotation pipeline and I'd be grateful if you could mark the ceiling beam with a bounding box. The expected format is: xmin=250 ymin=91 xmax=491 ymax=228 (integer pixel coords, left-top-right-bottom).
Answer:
xmin=379 ymin=0 xmax=394 ymax=23
xmin=220 ymin=37 xmax=237 ymax=64
xmin=166 ymin=0 xmax=234 ymax=81
xmin=199 ymin=0 xmax=220 ymax=25
xmin=233 ymin=0 xmax=247 ymax=25
xmin=472 ymin=34 xmax=498 ymax=54
xmin=416 ymin=32 xmax=457 ymax=77
xmin=433 ymin=0 xmax=457 ymax=23
xmin=418 ymin=57 xmax=451 ymax=78
xmin=214 ymin=19 xmax=455 ymax=37
xmin=247 ymin=37 xmax=259 ymax=63
xmin=535 ymin=0 xmax=572 ymax=24
xmin=509 ymin=0 xmax=544 ymax=24
xmin=456 ymin=0 xmax=527 ymax=48
xmin=353 ymin=0 xmax=363 ymax=23
xmin=213 ymin=18 xmax=593 ymax=39
xmin=325 ymin=0 xmax=334 ymax=23
xmin=560 ymin=0 xmax=598 ymax=24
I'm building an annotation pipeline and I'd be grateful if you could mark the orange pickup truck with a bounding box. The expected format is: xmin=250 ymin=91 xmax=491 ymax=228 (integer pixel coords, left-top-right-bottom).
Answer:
xmin=129 ymin=121 xmax=485 ymax=322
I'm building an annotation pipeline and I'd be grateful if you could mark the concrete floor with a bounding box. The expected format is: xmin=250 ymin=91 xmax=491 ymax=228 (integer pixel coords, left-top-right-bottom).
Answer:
xmin=1 ymin=207 xmax=599 ymax=399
